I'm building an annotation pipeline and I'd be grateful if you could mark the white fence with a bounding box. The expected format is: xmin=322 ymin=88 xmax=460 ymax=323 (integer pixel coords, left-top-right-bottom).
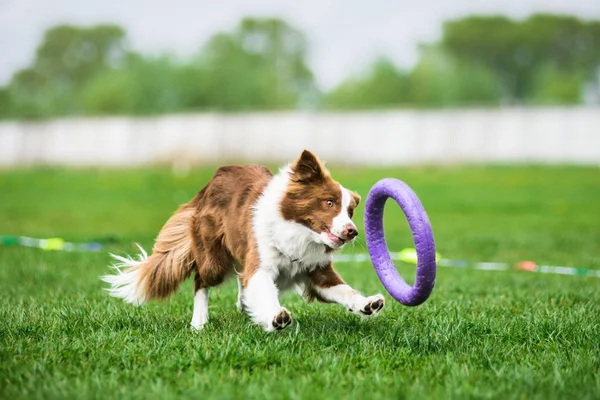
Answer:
xmin=0 ymin=107 xmax=599 ymax=167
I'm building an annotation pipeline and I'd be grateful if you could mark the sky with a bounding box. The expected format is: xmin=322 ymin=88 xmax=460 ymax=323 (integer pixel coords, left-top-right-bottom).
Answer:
xmin=1 ymin=0 xmax=599 ymax=90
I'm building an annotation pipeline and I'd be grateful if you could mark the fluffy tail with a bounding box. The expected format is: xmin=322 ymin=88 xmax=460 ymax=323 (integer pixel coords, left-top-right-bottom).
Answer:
xmin=101 ymin=206 xmax=196 ymax=305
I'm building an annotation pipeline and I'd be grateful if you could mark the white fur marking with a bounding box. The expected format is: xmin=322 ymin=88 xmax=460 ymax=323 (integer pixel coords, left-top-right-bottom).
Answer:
xmin=190 ymin=288 xmax=209 ymax=330
xmin=314 ymin=284 xmax=384 ymax=315
xmin=332 ymin=185 xmax=355 ymax=236
xmin=318 ymin=184 xmax=356 ymax=248
xmin=100 ymin=244 xmax=148 ymax=306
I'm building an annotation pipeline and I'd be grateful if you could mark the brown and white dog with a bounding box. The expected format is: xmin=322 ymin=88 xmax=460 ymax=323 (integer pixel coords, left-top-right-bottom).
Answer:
xmin=101 ymin=150 xmax=384 ymax=332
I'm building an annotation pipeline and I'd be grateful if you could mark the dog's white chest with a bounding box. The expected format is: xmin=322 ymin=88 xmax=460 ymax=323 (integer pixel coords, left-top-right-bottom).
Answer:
xmin=274 ymin=258 xmax=310 ymax=290
xmin=272 ymin=241 xmax=330 ymax=289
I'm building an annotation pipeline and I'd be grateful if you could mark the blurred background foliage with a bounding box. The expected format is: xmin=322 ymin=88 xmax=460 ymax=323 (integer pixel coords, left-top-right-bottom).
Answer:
xmin=1 ymin=14 xmax=599 ymax=119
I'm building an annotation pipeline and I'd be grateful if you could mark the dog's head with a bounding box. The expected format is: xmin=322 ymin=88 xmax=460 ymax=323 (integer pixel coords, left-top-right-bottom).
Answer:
xmin=280 ymin=150 xmax=361 ymax=250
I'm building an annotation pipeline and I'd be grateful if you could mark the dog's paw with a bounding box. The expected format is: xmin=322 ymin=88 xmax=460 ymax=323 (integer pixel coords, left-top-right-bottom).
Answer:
xmin=358 ymin=294 xmax=385 ymax=316
xmin=190 ymin=322 xmax=206 ymax=331
xmin=271 ymin=308 xmax=292 ymax=331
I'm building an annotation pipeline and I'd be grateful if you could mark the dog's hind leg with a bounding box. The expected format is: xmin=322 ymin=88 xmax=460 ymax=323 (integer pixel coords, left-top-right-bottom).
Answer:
xmin=189 ymin=215 xmax=233 ymax=330
xmin=190 ymin=254 xmax=231 ymax=330
xmin=191 ymin=273 xmax=209 ymax=331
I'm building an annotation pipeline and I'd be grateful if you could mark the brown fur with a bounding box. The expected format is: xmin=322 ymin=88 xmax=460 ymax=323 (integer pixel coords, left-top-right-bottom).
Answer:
xmin=187 ymin=165 xmax=270 ymax=290
xmin=125 ymin=165 xmax=269 ymax=301
xmin=281 ymin=152 xmax=342 ymax=233
xmin=348 ymin=192 xmax=360 ymax=218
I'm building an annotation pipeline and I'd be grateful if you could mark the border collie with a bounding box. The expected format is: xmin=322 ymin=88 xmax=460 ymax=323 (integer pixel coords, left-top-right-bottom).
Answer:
xmin=101 ymin=150 xmax=384 ymax=332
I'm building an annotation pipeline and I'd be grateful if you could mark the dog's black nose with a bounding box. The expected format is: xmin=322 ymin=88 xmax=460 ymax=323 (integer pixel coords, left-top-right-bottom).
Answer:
xmin=344 ymin=224 xmax=358 ymax=240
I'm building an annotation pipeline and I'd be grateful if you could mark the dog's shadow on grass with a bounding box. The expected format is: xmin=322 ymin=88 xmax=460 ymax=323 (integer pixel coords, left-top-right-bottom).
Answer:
xmin=99 ymin=303 xmax=453 ymax=358
xmin=217 ymin=310 xmax=443 ymax=350
xmin=293 ymin=314 xmax=394 ymax=337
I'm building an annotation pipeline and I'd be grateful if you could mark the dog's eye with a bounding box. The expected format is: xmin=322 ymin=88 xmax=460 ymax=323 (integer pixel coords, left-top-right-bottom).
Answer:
xmin=348 ymin=209 xmax=354 ymax=218
xmin=326 ymin=200 xmax=334 ymax=208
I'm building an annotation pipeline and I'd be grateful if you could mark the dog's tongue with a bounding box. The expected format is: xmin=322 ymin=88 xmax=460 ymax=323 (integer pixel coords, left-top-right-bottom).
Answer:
xmin=328 ymin=232 xmax=345 ymax=246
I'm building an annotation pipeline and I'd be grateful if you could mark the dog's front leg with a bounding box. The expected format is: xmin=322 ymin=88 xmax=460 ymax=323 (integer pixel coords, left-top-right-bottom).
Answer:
xmin=243 ymin=268 xmax=292 ymax=332
xmin=304 ymin=263 xmax=385 ymax=317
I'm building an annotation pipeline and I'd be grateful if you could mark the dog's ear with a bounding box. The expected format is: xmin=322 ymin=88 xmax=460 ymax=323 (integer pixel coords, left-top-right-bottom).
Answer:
xmin=351 ymin=191 xmax=361 ymax=208
xmin=291 ymin=150 xmax=324 ymax=182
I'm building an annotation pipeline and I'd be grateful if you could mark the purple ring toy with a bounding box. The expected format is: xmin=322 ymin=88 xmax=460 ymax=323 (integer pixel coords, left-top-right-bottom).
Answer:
xmin=364 ymin=178 xmax=436 ymax=306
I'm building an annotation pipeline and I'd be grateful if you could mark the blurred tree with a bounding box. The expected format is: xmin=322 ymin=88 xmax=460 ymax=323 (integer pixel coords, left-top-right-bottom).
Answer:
xmin=19 ymin=24 xmax=126 ymax=88
xmin=2 ymin=14 xmax=598 ymax=119
xmin=79 ymin=17 xmax=317 ymax=114
xmin=7 ymin=24 xmax=127 ymax=118
xmin=442 ymin=14 xmax=600 ymax=102
xmin=0 ymin=88 xmax=11 ymax=118
xmin=199 ymin=17 xmax=316 ymax=110
xmin=81 ymin=53 xmax=191 ymax=115
xmin=325 ymin=58 xmax=410 ymax=109
xmin=326 ymin=50 xmax=502 ymax=109
xmin=408 ymin=46 xmax=502 ymax=106
xmin=529 ymin=63 xmax=583 ymax=104
xmin=200 ymin=32 xmax=275 ymax=109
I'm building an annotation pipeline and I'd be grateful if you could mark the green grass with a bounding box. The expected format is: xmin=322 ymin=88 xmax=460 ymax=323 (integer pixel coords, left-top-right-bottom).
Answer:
xmin=1 ymin=165 xmax=599 ymax=399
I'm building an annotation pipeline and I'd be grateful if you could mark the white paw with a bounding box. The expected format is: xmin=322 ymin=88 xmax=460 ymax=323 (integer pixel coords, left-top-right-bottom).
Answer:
xmin=190 ymin=322 xmax=206 ymax=331
xmin=356 ymin=294 xmax=385 ymax=317
xmin=190 ymin=314 xmax=208 ymax=331
xmin=263 ymin=307 xmax=292 ymax=332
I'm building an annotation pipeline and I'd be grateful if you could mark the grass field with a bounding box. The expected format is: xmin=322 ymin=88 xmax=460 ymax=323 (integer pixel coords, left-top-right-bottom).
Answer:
xmin=1 ymin=165 xmax=599 ymax=399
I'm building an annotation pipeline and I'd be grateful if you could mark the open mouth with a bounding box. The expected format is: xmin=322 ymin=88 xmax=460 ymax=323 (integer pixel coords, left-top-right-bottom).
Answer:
xmin=325 ymin=227 xmax=346 ymax=247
